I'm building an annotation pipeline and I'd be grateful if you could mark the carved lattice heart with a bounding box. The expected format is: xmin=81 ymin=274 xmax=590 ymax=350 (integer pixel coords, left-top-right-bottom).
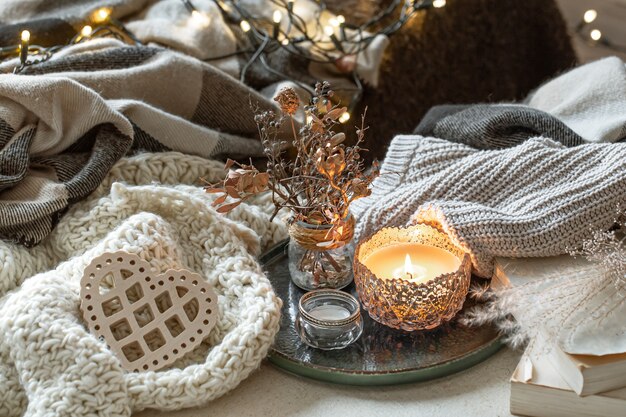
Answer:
xmin=80 ymin=252 xmax=218 ymax=372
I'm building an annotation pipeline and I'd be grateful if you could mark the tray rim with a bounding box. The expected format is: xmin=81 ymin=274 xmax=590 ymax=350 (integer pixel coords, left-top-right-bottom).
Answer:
xmin=262 ymin=239 xmax=504 ymax=386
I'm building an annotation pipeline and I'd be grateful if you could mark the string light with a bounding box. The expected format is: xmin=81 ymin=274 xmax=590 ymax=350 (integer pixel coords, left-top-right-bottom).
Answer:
xmin=93 ymin=7 xmax=111 ymax=23
xmin=19 ymin=30 xmax=30 ymax=66
xmin=190 ymin=10 xmax=211 ymax=28
xmin=272 ymin=10 xmax=283 ymax=24
xmin=272 ymin=10 xmax=282 ymax=38
xmin=240 ymin=20 xmax=251 ymax=33
xmin=583 ymin=9 xmax=597 ymax=24
xmin=3 ymin=0 xmax=451 ymax=113
xmin=80 ymin=25 xmax=93 ymax=37
xmin=339 ymin=112 xmax=350 ymax=123
xmin=590 ymin=29 xmax=602 ymax=42
xmin=575 ymin=10 xmax=625 ymax=53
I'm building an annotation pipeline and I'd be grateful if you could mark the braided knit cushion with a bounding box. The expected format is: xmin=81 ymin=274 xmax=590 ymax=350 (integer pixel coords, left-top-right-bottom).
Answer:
xmin=0 ymin=152 xmax=288 ymax=417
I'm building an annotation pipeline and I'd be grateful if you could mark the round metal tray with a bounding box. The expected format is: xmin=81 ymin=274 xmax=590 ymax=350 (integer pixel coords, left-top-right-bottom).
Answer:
xmin=262 ymin=240 xmax=503 ymax=386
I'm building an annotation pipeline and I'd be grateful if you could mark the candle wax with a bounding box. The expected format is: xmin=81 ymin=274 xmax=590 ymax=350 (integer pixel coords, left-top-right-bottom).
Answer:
xmin=362 ymin=243 xmax=460 ymax=283
xmin=308 ymin=304 xmax=351 ymax=321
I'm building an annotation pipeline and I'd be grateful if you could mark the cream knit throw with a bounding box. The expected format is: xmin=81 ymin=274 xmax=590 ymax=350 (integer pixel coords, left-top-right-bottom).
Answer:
xmin=352 ymin=58 xmax=626 ymax=277
xmin=0 ymin=152 xmax=288 ymax=417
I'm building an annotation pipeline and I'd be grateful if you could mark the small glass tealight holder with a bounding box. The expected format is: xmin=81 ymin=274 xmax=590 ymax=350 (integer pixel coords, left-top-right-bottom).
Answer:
xmin=296 ymin=289 xmax=363 ymax=350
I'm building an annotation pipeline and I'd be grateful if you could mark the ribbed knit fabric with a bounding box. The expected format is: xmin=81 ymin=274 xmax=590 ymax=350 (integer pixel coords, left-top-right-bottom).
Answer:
xmin=351 ymin=136 xmax=626 ymax=277
xmin=414 ymin=57 xmax=626 ymax=147
xmin=0 ymin=152 xmax=288 ymax=417
xmin=352 ymin=57 xmax=626 ymax=277
xmin=414 ymin=104 xmax=587 ymax=148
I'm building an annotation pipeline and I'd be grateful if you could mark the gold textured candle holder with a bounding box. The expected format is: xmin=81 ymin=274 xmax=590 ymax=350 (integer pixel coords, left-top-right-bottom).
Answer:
xmin=353 ymin=224 xmax=471 ymax=331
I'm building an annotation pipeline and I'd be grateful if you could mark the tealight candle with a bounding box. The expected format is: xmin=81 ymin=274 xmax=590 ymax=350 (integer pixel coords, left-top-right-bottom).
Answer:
xmin=296 ymin=290 xmax=363 ymax=350
xmin=353 ymin=225 xmax=471 ymax=331
xmin=307 ymin=304 xmax=351 ymax=321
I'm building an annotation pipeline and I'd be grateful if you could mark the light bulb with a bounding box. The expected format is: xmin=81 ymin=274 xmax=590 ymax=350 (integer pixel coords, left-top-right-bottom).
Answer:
xmin=240 ymin=20 xmax=251 ymax=33
xmin=339 ymin=112 xmax=350 ymax=123
xmin=433 ymin=0 xmax=446 ymax=8
xmin=323 ymin=25 xmax=334 ymax=37
xmin=590 ymin=29 xmax=602 ymax=41
xmin=281 ymin=38 xmax=290 ymax=45
xmin=80 ymin=25 xmax=93 ymax=37
xmin=273 ymin=10 xmax=283 ymax=24
xmin=93 ymin=7 xmax=111 ymax=23
xmin=190 ymin=10 xmax=211 ymax=28
xmin=337 ymin=15 xmax=345 ymax=24
xmin=20 ymin=30 xmax=30 ymax=42
xmin=583 ymin=9 xmax=597 ymax=24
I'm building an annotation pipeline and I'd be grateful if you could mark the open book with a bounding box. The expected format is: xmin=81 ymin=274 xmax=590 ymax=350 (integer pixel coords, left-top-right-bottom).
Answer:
xmin=536 ymin=328 xmax=626 ymax=396
xmin=511 ymin=342 xmax=626 ymax=417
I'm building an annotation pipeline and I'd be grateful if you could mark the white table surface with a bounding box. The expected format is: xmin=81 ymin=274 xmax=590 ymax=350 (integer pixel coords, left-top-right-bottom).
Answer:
xmin=135 ymin=347 xmax=521 ymax=417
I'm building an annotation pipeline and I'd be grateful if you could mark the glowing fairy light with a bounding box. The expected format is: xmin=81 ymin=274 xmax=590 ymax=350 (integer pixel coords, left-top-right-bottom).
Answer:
xmin=590 ymin=29 xmax=602 ymax=41
xmin=190 ymin=10 xmax=210 ymax=28
xmin=273 ymin=10 xmax=283 ymax=24
xmin=80 ymin=25 xmax=93 ymax=37
xmin=93 ymin=7 xmax=111 ymax=23
xmin=583 ymin=9 xmax=597 ymax=24
xmin=240 ymin=20 xmax=251 ymax=33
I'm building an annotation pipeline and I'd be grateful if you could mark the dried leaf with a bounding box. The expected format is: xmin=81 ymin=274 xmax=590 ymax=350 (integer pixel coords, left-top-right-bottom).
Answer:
xmin=316 ymin=241 xmax=334 ymax=248
xmin=225 ymin=186 xmax=240 ymax=199
xmin=329 ymin=133 xmax=345 ymax=146
xmin=252 ymin=172 xmax=270 ymax=191
xmin=239 ymin=174 xmax=253 ymax=193
xmin=212 ymin=194 xmax=227 ymax=206
xmin=216 ymin=201 xmax=241 ymax=213
xmin=324 ymin=107 xmax=347 ymax=122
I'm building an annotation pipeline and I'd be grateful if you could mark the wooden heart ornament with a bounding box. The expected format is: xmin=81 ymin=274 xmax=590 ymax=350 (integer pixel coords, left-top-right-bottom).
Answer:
xmin=80 ymin=251 xmax=218 ymax=372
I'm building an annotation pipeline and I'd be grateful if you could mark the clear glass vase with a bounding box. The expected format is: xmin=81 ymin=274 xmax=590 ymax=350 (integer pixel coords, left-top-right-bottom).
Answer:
xmin=287 ymin=218 xmax=355 ymax=291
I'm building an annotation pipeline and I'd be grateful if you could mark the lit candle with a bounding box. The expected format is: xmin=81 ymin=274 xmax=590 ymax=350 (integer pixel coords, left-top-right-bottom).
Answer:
xmin=353 ymin=224 xmax=471 ymax=331
xmin=362 ymin=243 xmax=460 ymax=284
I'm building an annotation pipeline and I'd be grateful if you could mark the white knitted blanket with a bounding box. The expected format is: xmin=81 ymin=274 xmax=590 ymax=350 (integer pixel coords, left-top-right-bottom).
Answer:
xmin=352 ymin=58 xmax=626 ymax=277
xmin=0 ymin=152 xmax=288 ymax=417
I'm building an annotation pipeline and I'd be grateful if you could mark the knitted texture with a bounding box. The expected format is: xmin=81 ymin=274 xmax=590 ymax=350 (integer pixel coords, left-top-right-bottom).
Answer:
xmin=351 ymin=135 xmax=626 ymax=277
xmin=0 ymin=0 xmax=388 ymax=247
xmin=0 ymin=151 xmax=288 ymax=417
xmin=414 ymin=104 xmax=587 ymax=148
xmin=352 ymin=58 xmax=626 ymax=277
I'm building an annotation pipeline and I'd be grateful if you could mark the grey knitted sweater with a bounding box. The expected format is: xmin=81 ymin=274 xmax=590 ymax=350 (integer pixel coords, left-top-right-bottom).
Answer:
xmin=352 ymin=57 xmax=626 ymax=277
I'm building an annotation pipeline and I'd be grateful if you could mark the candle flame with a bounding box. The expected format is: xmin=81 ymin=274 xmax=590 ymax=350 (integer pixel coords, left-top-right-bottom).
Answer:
xmin=404 ymin=254 xmax=414 ymax=276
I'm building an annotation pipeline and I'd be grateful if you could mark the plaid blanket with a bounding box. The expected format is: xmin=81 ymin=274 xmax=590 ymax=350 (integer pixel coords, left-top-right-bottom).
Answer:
xmin=0 ymin=0 xmax=387 ymax=246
